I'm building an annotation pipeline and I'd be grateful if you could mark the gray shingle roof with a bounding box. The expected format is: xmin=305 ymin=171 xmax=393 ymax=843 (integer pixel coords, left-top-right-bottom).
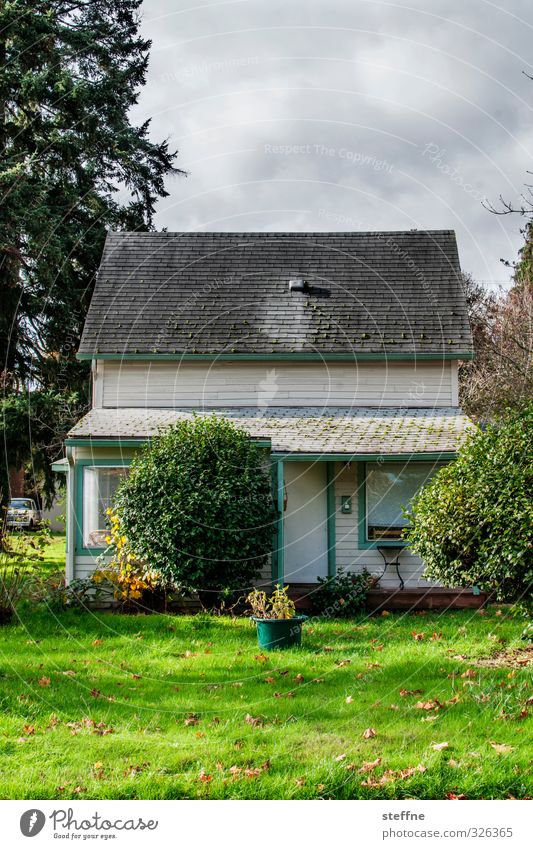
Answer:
xmin=78 ymin=231 xmax=472 ymax=357
xmin=67 ymin=407 xmax=473 ymax=455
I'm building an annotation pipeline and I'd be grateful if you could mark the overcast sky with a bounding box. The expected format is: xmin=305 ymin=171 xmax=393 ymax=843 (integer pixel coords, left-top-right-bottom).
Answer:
xmin=133 ymin=0 xmax=533 ymax=286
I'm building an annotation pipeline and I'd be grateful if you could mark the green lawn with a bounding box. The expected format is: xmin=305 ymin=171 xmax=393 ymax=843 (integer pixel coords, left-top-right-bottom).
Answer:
xmin=0 ymin=595 xmax=531 ymax=799
xmin=40 ymin=532 xmax=67 ymax=577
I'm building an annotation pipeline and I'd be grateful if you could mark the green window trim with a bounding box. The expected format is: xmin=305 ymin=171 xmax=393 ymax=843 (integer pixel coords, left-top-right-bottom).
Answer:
xmin=74 ymin=458 xmax=133 ymax=556
xmin=357 ymin=460 xmax=446 ymax=549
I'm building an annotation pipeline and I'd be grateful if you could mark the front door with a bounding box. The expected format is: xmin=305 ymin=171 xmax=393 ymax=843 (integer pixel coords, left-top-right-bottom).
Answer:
xmin=282 ymin=461 xmax=328 ymax=583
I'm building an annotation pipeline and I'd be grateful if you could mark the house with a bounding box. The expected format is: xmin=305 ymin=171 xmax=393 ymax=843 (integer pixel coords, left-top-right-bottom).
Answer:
xmin=64 ymin=230 xmax=478 ymax=608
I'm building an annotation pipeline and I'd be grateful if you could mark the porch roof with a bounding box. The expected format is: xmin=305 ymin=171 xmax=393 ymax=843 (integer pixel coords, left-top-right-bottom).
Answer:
xmin=67 ymin=407 xmax=473 ymax=456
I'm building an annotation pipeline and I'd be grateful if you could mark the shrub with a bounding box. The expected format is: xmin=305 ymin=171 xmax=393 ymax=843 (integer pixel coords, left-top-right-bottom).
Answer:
xmin=92 ymin=509 xmax=175 ymax=611
xmin=113 ymin=416 xmax=275 ymax=606
xmin=312 ymin=568 xmax=373 ymax=618
xmin=0 ymin=526 xmax=51 ymax=623
xmin=405 ymin=404 xmax=533 ymax=604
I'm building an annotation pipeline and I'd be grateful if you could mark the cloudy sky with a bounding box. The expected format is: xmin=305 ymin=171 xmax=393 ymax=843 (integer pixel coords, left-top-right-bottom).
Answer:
xmin=133 ymin=0 xmax=533 ymax=286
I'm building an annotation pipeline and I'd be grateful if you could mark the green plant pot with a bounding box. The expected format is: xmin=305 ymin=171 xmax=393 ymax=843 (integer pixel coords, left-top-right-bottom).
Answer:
xmin=252 ymin=616 xmax=308 ymax=650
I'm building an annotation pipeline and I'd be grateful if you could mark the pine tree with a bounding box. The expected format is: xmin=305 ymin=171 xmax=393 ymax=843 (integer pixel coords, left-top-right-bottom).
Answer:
xmin=0 ymin=0 xmax=182 ymax=510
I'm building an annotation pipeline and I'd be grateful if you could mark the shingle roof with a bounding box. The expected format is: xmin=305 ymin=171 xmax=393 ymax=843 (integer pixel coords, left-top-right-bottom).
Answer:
xmin=67 ymin=407 xmax=473 ymax=455
xmin=78 ymin=231 xmax=472 ymax=357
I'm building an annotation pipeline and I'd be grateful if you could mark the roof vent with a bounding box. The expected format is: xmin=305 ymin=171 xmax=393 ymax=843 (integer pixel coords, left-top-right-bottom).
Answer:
xmin=289 ymin=278 xmax=307 ymax=293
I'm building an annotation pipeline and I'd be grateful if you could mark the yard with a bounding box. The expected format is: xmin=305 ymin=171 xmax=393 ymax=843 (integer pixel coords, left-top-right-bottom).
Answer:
xmin=0 ymin=539 xmax=531 ymax=800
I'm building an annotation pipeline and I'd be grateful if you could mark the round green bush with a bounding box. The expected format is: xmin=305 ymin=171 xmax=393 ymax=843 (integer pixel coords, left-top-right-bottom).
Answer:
xmin=114 ymin=416 xmax=275 ymax=604
xmin=405 ymin=404 xmax=533 ymax=603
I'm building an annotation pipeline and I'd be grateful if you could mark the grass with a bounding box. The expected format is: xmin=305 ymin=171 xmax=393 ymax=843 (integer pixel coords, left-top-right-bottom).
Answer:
xmin=0 ymin=582 xmax=531 ymax=799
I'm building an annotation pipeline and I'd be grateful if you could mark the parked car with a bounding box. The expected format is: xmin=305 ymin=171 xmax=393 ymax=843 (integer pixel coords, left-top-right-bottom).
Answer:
xmin=6 ymin=498 xmax=42 ymax=530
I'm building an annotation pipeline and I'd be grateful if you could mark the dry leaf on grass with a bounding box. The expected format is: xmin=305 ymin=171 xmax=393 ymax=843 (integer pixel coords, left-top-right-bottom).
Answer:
xmin=359 ymin=757 xmax=382 ymax=773
xmin=489 ymin=742 xmax=514 ymax=754
xmin=362 ymin=727 xmax=377 ymax=739
xmin=431 ymin=741 xmax=449 ymax=751
xmin=38 ymin=677 xmax=51 ymax=687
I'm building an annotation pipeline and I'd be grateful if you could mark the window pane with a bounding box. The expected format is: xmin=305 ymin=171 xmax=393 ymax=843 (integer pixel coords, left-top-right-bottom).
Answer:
xmin=366 ymin=462 xmax=439 ymax=541
xmin=82 ymin=466 xmax=129 ymax=548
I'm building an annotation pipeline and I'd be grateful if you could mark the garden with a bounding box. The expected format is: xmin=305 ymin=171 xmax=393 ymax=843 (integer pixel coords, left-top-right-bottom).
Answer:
xmin=0 ymin=409 xmax=531 ymax=800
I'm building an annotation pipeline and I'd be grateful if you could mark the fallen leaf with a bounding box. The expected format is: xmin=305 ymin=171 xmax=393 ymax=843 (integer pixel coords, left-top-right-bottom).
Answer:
xmin=264 ymin=676 xmax=275 ymax=684
xmin=389 ymin=704 xmax=399 ymax=711
xmin=312 ymin=677 xmax=325 ymax=683
xmin=336 ymin=659 xmax=351 ymax=667
xmin=294 ymin=673 xmax=304 ymax=684
xmin=334 ymin=753 xmax=347 ymax=762
xmin=295 ymin=777 xmax=306 ymax=786
xmin=431 ymin=742 xmax=449 ymax=751
xmin=23 ymin=725 xmax=35 ymax=735
xmin=38 ymin=677 xmax=51 ymax=687
xmin=345 ymin=695 xmax=354 ymax=704
xmin=489 ymin=742 xmax=514 ymax=754
xmin=184 ymin=714 xmax=199 ymax=726
xmin=446 ymin=792 xmax=467 ymax=799
xmin=461 ymin=669 xmax=477 ymax=679
xmin=92 ymin=639 xmax=103 ymax=646
xmin=199 ymin=770 xmax=212 ymax=783
xmin=412 ymin=631 xmax=425 ymax=641
xmin=359 ymin=757 xmax=382 ymax=773
xmin=362 ymin=727 xmax=377 ymax=739
xmin=255 ymin=653 xmax=268 ymax=663
xmin=73 ymin=786 xmax=86 ymax=795
xmin=244 ymin=713 xmax=264 ymax=727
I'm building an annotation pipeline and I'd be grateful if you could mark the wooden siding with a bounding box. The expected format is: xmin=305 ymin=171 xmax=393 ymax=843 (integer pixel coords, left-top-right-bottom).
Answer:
xmin=98 ymin=360 xmax=454 ymax=409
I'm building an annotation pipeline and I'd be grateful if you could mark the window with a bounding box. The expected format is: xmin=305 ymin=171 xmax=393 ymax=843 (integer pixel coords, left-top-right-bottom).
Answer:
xmin=82 ymin=466 xmax=129 ymax=548
xmin=365 ymin=462 xmax=440 ymax=542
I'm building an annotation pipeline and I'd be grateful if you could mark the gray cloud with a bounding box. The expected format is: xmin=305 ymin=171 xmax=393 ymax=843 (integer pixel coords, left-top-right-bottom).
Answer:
xmin=133 ymin=0 xmax=533 ymax=286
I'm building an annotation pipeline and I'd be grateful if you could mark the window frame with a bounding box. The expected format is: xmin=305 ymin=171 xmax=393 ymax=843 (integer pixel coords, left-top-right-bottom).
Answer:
xmin=357 ymin=460 xmax=444 ymax=549
xmin=75 ymin=459 xmax=132 ymax=555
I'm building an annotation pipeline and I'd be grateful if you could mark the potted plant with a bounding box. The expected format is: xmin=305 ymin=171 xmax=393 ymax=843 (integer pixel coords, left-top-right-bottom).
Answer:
xmin=247 ymin=585 xmax=308 ymax=650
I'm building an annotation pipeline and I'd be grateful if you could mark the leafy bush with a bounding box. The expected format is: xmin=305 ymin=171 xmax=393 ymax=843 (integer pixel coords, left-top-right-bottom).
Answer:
xmin=312 ymin=568 xmax=373 ymax=618
xmin=92 ymin=509 xmax=175 ymax=611
xmin=0 ymin=526 xmax=51 ymax=623
xmin=405 ymin=404 xmax=533 ymax=604
xmin=113 ymin=416 xmax=275 ymax=605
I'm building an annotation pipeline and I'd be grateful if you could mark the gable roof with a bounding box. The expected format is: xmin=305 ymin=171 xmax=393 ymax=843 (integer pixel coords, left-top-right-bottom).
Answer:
xmin=78 ymin=230 xmax=473 ymax=359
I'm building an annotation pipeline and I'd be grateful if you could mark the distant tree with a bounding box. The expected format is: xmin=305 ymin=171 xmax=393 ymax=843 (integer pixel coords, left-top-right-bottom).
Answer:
xmin=459 ymin=237 xmax=533 ymax=420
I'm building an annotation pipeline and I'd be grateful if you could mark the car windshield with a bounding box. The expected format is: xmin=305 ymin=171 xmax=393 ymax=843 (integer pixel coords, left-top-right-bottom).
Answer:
xmin=10 ymin=499 xmax=32 ymax=509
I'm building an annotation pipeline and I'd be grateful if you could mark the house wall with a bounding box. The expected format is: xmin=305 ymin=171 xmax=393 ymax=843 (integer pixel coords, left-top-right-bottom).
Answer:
xmin=69 ymin=448 xmax=436 ymax=590
xmin=96 ymin=360 xmax=456 ymax=409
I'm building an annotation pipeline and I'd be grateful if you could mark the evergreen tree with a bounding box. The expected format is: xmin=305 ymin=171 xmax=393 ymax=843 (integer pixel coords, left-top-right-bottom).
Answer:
xmin=0 ymin=0 xmax=182 ymax=511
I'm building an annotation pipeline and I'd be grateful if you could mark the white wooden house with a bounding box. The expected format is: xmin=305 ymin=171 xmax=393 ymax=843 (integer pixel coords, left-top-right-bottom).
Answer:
xmin=63 ymin=230 xmax=476 ymax=607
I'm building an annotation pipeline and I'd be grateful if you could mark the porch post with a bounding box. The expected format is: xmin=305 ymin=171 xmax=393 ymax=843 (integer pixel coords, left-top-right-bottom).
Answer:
xmin=271 ymin=457 xmax=284 ymax=586
xmin=326 ymin=461 xmax=336 ymax=578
